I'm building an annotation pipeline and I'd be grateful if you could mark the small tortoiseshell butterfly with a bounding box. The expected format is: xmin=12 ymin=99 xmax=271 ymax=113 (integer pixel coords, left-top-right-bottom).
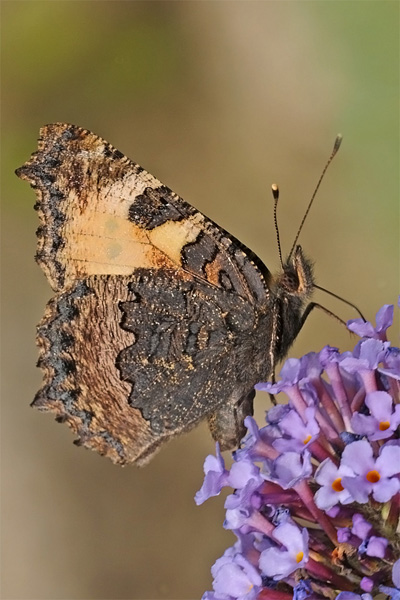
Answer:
xmin=16 ymin=124 xmax=344 ymax=465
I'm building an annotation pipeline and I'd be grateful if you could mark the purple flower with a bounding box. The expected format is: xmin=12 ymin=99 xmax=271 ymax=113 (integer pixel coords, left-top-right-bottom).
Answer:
xmin=340 ymin=440 xmax=400 ymax=503
xmin=319 ymin=345 xmax=346 ymax=367
xmin=234 ymin=417 xmax=280 ymax=463
xmin=380 ymin=347 xmax=400 ymax=380
xmin=259 ymin=521 xmax=309 ymax=580
xmin=347 ymin=304 xmax=394 ymax=340
xmin=255 ymin=357 xmax=302 ymax=394
xmin=301 ymin=352 xmax=324 ymax=379
xmin=340 ymin=338 xmax=390 ymax=373
xmin=228 ymin=460 xmax=263 ymax=491
xmin=195 ymin=444 xmax=229 ymax=505
xmin=351 ymin=514 xmax=372 ymax=539
xmin=337 ymin=527 xmax=355 ymax=544
xmin=278 ymin=357 xmax=304 ymax=382
xmin=262 ymin=450 xmax=312 ymax=489
xmin=238 ymin=416 xmax=264 ymax=449
xmin=224 ymin=480 xmax=262 ymax=513
xmin=262 ymin=352 xmax=322 ymax=397
xmin=272 ymin=407 xmax=320 ymax=453
xmin=364 ymin=535 xmax=388 ymax=558
xmin=351 ymin=391 xmax=400 ymax=440
xmin=314 ymin=458 xmax=354 ymax=509
xmin=224 ymin=506 xmax=254 ymax=532
xmin=360 ymin=577 xmax=374 ymax=592
xmin=265 ymin=404 xmax=291 ymax=427
xmin=208 ymin=551 xmax=262 ymax=600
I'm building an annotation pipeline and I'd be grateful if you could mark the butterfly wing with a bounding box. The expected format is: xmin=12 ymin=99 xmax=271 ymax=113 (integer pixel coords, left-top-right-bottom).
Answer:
xmin=16 ymin=123 xmax=272 ymax=464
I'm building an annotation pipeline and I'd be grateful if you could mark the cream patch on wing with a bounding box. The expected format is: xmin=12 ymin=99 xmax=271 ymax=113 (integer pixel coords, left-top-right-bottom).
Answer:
xmin=56 ymin=175 xmax=175 ymax=280
xmin=63 ymin=212 xmax=159 ymax=276
xmin=43 ymin=171 xmax=206 ymax=282
xmin=59 ymin=185 xmax=205 ymax=279
xmin=102 ymin=171 xmax=161 ymax=209
xmin=148 ymin=215 xmax=204 ymax=265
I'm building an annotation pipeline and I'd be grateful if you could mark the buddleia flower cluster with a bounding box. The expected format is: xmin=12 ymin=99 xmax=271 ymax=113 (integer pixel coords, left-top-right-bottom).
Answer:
xmin=196 ymin=301 xmax=400 ymax=600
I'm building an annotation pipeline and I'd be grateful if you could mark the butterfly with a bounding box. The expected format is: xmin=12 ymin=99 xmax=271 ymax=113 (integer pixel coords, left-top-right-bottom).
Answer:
xmin=16 ymin=123 xmax=340 ymax=465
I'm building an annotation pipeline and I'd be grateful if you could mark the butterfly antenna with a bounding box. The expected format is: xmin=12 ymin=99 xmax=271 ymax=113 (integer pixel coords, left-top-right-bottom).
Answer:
xmin=288 ymin=134 xmax=343 ymax=261
xmin=271 ymin=183 xmax=284 ymax=268
xmin=314 ymin=284 xmax=366 ymax=320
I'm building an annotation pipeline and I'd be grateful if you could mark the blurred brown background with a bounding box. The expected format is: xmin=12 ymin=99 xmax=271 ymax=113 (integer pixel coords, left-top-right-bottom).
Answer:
xmin=1 ymin=2 xmax=398 ymax=599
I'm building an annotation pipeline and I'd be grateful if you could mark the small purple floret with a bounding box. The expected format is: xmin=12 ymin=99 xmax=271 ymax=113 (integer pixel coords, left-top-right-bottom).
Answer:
xmin=347 ymin=304 xmax=394 ymax=340
xmin=351 ymin=391 xmax=400 ymax=440
xmin=365 ymin=535 xmax=389 ymax=558
xmin=209 ymin=552 xmax=262 ymax=600
xmin=273 ymin=407 xmax=320 ymax=453
xmin=259 ymin=522 xmax=309 ymax=580
xmin=341 ymin=440 xmax=400 ymax=503
xmin=195 ymin=444 xmax=229 ymax=505
xmin=262 ymin=450 xmax=312 ymax=489
xmin=340 ymin=338 xmax=390 ymax=373
xmin=314 ymin=458 xmax=354 ymax=510
xmin=351 ymin=514 xmax=372 ymax=540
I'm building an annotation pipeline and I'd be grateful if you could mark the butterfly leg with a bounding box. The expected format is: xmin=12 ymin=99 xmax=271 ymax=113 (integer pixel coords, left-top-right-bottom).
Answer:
xmin=264 ymin=299 xmax=282 ymax=383
xmin=299 ymin=302 xmax=348 ymax=330
xmin=207 ymin=390 xmax=255 ymax=451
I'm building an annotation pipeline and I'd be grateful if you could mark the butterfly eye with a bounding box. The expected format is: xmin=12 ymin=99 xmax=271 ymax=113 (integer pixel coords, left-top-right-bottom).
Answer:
xmin=283 ymin=269 xmax=300 ymax=293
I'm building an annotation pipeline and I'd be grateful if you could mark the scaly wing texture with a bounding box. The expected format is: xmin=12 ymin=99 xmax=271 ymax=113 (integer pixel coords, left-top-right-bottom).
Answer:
xmin=16 ymin=124 xmax=271 ymax=464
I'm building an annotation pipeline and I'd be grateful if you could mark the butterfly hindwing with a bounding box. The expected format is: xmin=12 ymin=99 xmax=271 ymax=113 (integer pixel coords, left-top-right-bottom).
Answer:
xmin=33 ymin=271 xmax=263 ymax=464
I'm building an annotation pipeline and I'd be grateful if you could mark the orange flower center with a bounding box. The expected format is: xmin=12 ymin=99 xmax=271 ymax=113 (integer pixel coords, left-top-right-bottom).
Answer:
xmin=366 ymin=470 xmax=381 ymax=483
xmin=331 ymin=477 xmax=344 ymax=492
xmin=303 ymin=434 xmax=312 ymax=445
xmin=296 ymin=551 xmax=304 ymax=563
xmin=379 ymin=421 xmax=390 ymax=431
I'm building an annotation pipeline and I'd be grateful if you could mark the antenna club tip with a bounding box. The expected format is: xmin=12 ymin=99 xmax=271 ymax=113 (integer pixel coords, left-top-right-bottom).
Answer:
xmin=333 ymin=134 xmax=343 ymax=154
xmin=271 ymin=183 xmax=279 ymax=200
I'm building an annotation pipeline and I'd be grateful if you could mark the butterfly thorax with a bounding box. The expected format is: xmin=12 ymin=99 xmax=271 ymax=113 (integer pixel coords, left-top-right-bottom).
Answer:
xmin=255 ymin=245 xmax=315 ymax=375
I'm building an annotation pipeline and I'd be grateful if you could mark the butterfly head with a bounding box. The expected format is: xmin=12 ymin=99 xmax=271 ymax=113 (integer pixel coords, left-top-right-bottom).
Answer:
xmin=277 ymin=244 xmax=314 ymax=300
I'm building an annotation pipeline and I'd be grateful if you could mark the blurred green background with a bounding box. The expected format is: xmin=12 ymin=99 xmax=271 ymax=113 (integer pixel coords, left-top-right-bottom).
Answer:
xmin=1 ymin=2 xmax=398 ymax=599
